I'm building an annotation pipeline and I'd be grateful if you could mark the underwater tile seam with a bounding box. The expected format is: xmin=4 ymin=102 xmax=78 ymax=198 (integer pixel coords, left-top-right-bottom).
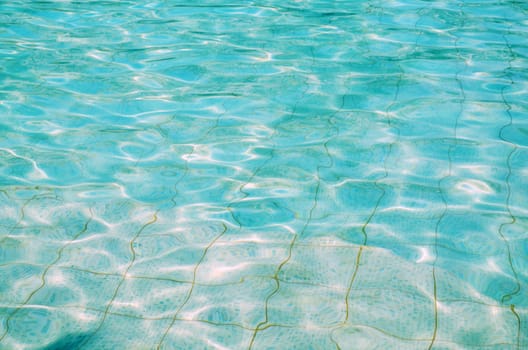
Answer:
xmin=1 ymin=0 xmax=527 ymax=349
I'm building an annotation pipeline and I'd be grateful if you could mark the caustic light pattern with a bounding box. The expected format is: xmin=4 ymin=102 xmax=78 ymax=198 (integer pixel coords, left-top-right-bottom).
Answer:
xmin=0 ymin=0 xmax=527 ymax=349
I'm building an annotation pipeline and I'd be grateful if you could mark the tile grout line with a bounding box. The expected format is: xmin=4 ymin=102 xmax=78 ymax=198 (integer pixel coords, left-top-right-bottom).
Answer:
xmin=246 ymin=46 xmax=318 ymax=350
xmin=497 ymin=4 xmax=522 ymax=348
xmin=330 ymin=2 xmax=405 ymax=344
xmin=246 ymin=46 xmax=347 ymax=349
xmin=428 ymin=2 xmax=467 ymax=349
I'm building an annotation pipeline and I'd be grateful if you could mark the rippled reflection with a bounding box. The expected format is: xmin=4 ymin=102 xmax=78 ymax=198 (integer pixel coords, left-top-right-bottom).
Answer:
xmin=0 ymin=0 xmax=527 ymax=349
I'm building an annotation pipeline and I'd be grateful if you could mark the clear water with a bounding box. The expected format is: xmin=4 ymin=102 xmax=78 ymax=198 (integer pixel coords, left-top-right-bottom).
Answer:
xmin=1 ymin=0 xmax=527 ymax=349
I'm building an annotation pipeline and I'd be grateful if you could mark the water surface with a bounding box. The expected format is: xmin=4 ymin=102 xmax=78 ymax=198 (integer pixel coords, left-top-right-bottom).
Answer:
xmin=0 ymin=0 xmax=527 ymax=349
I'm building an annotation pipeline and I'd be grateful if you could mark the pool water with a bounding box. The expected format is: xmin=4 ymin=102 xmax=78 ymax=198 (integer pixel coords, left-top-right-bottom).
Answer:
xmin=1 ymin=0 xmax=527 ymax=349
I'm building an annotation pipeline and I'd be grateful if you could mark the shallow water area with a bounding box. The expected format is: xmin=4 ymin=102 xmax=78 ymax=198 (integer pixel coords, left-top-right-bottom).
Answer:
xmin=1 ymin=0 xmax=527 ymax=349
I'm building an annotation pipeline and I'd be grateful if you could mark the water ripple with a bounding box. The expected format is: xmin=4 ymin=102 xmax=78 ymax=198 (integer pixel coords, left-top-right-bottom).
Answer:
xmin=1 ymin=0 xmax=527 ymax=349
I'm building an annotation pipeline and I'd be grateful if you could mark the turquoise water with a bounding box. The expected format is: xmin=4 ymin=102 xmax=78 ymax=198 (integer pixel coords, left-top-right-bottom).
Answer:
xmin=1 ymin=0 xmax=527 ymax=349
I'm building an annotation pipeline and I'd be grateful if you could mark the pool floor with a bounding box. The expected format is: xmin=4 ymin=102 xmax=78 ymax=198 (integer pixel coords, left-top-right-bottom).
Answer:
xmin=0 ymin=0 xmax=527 ymax=349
